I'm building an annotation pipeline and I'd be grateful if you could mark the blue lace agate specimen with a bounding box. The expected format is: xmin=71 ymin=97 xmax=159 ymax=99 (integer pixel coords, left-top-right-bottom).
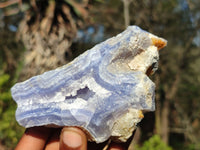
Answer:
xmin=11 ymin=26 xmax=167 ymax=143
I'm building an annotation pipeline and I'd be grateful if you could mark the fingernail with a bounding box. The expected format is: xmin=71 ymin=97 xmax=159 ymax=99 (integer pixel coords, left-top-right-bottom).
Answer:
xmin=62 ymin=130 xmax=82 ymax=149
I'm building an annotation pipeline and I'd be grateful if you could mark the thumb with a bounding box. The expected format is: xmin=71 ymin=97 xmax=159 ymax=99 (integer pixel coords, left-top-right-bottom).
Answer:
xmin=60 ymin=127 xmax=87 ymax=150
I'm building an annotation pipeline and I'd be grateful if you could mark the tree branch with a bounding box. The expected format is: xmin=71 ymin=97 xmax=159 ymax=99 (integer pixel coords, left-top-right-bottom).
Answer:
xmin=3 ymin=8 xmax=19 ymax=16
xmin=0 ymin=0 xmax=19 ymax=8
xmin=170 ymin=127 xmax=186 ymax=134
xmin=122 ymin=0 xmax=131 ymax=28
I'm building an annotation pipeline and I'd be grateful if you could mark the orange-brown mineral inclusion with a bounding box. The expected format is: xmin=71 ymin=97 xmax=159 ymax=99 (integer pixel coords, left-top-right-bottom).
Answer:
xmin=151 ymin=37 xmax=167 ymax=50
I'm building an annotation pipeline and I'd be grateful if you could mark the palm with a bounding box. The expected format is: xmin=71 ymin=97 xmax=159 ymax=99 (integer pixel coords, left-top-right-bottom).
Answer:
xmin=18 ymin=0 xmax=89 ymax=80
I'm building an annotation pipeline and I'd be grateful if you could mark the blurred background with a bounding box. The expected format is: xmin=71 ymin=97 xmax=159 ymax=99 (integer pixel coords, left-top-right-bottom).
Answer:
xmin=0 ymin=0 xmax=200 ymax=149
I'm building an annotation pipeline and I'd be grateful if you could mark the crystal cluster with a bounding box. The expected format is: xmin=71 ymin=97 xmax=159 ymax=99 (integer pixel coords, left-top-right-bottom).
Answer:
xmin=11 ymin=26 xmax=167 ymax=143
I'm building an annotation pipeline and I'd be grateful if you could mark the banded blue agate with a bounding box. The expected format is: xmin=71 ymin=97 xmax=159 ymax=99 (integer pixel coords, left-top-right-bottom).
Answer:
xmin=11 ymin=26 xmax=167 ymax=143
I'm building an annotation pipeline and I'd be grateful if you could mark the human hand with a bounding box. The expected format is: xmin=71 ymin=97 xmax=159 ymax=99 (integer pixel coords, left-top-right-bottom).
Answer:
xmin=15 ymin=126 xmax=133 ymax=150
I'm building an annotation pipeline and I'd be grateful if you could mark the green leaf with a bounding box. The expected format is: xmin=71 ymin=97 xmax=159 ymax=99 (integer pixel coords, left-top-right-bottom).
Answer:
xmin=0 ymin=92 xmax=12 ymax=102
xmin=0 ymin=74 xmax=10 ymax=87
xmin=135 ymin=135 xmax=173 ymax=150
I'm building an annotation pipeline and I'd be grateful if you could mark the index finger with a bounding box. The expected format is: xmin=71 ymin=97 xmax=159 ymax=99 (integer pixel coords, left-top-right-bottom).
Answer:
xmin=15 ymin=127 xmax=52 ymax=150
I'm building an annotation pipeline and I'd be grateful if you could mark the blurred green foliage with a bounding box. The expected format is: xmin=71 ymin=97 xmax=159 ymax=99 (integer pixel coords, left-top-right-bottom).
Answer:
xmin=0 ymin=73 xmax=24 ymax=148
xmin=0 ymin=11 xmax=25 ymax=148
xmin=0 ymin=74 xmax=11 ymax=103
xmin=135 ymin=135 xmax=172 ymax=150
